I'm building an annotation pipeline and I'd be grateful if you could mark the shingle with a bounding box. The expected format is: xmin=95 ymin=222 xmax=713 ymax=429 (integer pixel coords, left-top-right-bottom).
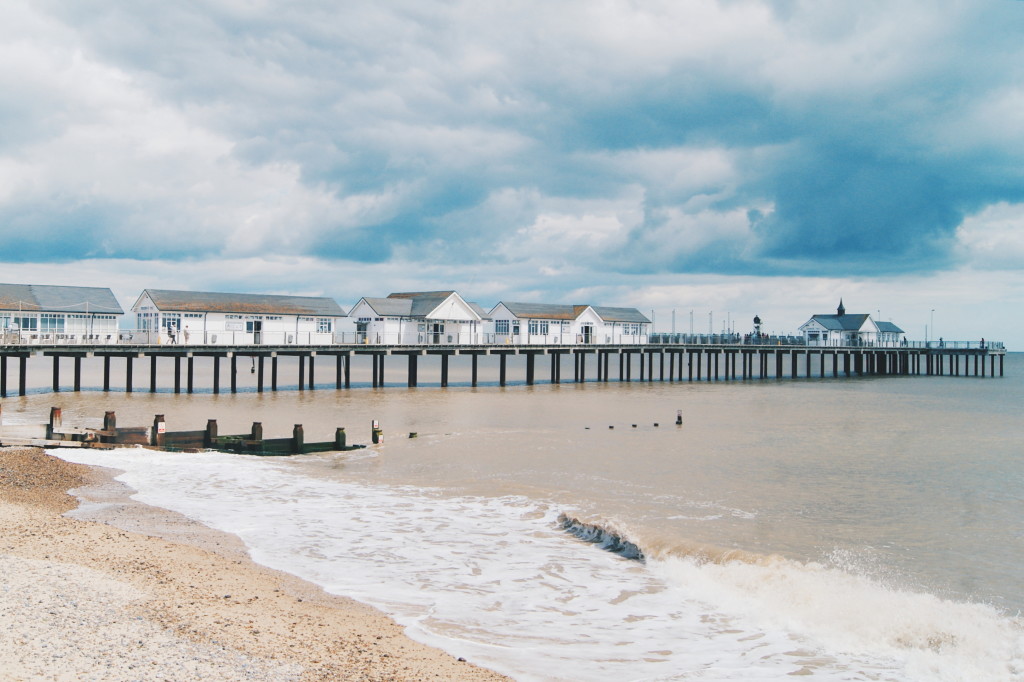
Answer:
xmin=387 ymin=291 xmax=454 ymax=317
xmin=142 ymin=289 xmax=345 ymax=316
xmin=876 ymin=321 xmax=904 ymax=333
xmin=498 ymin=302 xmax=581 ymax=320
xmin=592 ymin=306 xmax=651 ymax=323
xmin=361 ymin=297 xmax=413 ymax=316
xmin=0 ymin=283 xmax=123 ymax=314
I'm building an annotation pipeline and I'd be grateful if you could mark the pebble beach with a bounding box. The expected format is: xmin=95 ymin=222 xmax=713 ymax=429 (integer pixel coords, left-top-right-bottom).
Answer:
xmin=0 ymin=447 xmax=509 ymax=681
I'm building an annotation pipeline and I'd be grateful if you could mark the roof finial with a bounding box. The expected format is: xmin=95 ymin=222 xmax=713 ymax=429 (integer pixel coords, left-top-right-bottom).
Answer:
xmin=837 ymin=299 xmax=845 ymax=316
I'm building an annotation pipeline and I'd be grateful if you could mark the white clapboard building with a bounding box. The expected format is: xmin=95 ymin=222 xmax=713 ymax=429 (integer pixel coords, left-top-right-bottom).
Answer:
xmin=488 ymin=302 xmax=651 ymax=345
xmin=799 ymin=300 xmax=905 ymax=347
xmin=347 ymin=291 xmax=487 ymax=345
xmin=129 ymin=289 xmax=347 ymax=345
xmin=0 ymin=283 xmax=123 ymax=344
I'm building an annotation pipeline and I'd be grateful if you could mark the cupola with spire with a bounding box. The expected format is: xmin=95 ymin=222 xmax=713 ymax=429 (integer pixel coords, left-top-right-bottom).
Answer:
xmin=837 ymin=299 xmax=846 ymax=316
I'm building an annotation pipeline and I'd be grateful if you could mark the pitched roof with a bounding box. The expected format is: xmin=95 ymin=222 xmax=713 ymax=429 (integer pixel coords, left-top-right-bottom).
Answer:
xmin=359 ymin=297 xmax=413 ymax=316
xmin=0 ymin=283 xmax=123 ymax=314
xmin=466 ymin=302 xmax=491 ymax=320
xmin=497 ymin=302 xmax=585 ymax=320
xmin=592 ymin=306 xmax=651 ymax=323
xmin=139 ymin=289 xmax=345 ymax=316
xmin=876 ymin=321 xmax=904 ymax=334
xmin=809 ymin=313 xmax=871 ymax=331
xmin=387 ymin=291 xmax=455 ymax=317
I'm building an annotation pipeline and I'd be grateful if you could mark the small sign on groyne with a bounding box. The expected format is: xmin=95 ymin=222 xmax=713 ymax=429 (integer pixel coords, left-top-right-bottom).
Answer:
xmin=0 ymin=405 xmax=365 ymax=456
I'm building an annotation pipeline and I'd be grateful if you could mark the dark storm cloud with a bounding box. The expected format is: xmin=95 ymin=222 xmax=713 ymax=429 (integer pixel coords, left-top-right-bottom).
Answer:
xmin=3 ymin=0 xmax=1024 ymax=283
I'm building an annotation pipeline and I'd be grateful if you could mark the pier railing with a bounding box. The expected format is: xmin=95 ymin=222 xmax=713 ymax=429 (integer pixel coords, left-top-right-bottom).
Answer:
xmin=0 ymin=329 xmax=1005 ymax=351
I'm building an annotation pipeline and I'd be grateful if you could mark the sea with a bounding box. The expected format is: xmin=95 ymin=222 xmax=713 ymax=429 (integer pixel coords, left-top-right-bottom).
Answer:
xmin=3 ymin=350 xmax=1022 ymax=681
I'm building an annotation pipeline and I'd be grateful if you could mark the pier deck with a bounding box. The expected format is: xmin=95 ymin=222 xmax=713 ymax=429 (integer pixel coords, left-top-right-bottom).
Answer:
xmin=0 ymin=342 xmax=1006 ymax=397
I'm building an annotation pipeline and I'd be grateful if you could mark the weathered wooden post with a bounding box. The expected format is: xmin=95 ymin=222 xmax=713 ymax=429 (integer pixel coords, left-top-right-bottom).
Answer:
xmin=102 ymin=411 xmax=116 ymax=444
xmin=334 ymin=427 xmax=347 ymax=450
xmin=205 ymin=419 xmax=218 ymax=448
xmin=19 ymin=356 xmax=27 ymax=396
xmin=47 ymin=407 xmax=62 ymax=440
xmin=152 ymin=414 xmax=166 ymax=448
xmin=250 ymin=422 xmax=263 ymax=452
xmin=292 ymin=424 xmax=304 ymax=454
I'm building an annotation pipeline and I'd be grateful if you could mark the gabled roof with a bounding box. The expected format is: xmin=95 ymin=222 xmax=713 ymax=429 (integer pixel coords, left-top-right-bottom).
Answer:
xmin=357 ymin=297 xmax=413 ymax=316
xmin=496 ymin=302 xmax=588 ymax=320
xmin=876 ymin=321 xmax=904 ymax=334
xmin=809 ymin=313 xmax=871 ymax=331
xmin=0 ymin=283 xmax=123 ymax=314
xmin=387 ymin=291 xmax=456 ymax=317
xmin=592 ymin=306 xmax=651 ymax=324
xmin=466 ymin=302 xmax=491 ymax=320
xmin=137 ymin=289 xmax=346 ymax=316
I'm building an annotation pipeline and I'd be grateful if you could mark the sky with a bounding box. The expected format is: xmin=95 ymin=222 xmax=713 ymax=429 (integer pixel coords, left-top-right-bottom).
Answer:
xmin=2 ymin=1 xmax=1023 ymax=345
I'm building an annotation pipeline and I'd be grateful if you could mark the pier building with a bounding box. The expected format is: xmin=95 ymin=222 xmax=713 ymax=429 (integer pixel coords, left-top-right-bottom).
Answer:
xmin=488 ymin=302 xmax=651 ymax=345
xmin=0 ymin=284 xmax=123 ymax=345
xmin=347 ymin=291 xmax=487 ymax=345
xmin=129 ymin=289 xmax=347 ymax=345
xmin=799 ymin=300 xmax=905 ymax=347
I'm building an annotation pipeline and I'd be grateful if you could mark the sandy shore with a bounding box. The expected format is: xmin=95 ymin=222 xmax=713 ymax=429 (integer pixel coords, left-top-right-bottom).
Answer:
xmin=0 ymin=446 xmax=510 ymax=681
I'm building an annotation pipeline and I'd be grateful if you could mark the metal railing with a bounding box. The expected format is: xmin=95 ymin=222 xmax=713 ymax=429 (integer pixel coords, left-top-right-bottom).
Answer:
xmin=0 ymin=328 xmax=1005 ymax=351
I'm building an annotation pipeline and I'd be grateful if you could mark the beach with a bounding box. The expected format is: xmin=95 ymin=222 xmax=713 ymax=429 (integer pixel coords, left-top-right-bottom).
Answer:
xmin=0 ymin=446 xmax=509 ymax=682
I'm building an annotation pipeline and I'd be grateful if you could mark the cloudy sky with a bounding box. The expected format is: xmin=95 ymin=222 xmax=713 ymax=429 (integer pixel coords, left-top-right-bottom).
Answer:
xmin=2 ymin=1 xmax=1023 ymax=344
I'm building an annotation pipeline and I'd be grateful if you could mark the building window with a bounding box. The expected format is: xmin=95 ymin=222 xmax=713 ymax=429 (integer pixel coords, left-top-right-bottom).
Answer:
xmin=40 ymin=314 xmax=65 ymax=333
xmin=162 ymin=314 xmax=182 ymax=331
xmin=317 ymin=318 xmax=333 ymax=333
xmin=495 ymin=320 xmax=509 ymax=334
xmin=15 ymin=316 xmax=38 ymax=331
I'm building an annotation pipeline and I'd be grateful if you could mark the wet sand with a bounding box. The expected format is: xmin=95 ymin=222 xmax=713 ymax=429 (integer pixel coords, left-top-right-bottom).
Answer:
xmin=0 ymin=446 xmax=510 ymax=681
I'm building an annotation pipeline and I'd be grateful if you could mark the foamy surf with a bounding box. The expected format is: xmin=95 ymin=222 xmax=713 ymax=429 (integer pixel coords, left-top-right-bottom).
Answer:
xmin=54 ymin=447 xmax=1024 ymax=681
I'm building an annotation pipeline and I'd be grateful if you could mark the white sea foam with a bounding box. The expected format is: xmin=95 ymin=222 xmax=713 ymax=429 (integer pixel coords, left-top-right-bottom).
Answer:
xmin=54 ymin=447 xmax=1024 ymax=681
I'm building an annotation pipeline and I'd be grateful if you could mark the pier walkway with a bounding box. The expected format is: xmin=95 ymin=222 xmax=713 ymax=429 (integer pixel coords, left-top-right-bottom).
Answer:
xmin=0 ymin=340 xmax=1006 ymax=397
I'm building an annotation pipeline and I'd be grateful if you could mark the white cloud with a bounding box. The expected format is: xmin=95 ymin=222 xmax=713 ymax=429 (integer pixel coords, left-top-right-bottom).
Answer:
xmin=954 ymin=202 xmax=1024 ymax=270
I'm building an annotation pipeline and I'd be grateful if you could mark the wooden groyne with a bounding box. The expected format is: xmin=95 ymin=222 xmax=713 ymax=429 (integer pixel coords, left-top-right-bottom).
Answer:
xmin=0 ymin=406 xmax=365 ymax=455
xmin=0 ymin=341 xmax=1008 ymax=396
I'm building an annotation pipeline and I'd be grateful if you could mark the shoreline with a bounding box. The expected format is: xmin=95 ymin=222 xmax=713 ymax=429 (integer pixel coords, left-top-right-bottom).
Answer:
xmin=0 ymin=446 xmax=510 ymax=681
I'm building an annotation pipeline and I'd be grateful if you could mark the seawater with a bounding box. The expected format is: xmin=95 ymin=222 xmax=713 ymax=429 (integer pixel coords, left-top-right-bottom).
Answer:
xmin=8 ymin=352 xmax=1021 ymax=680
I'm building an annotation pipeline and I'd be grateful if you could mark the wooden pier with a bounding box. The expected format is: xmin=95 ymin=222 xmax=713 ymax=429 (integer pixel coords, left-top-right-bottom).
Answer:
xmin=0 ymin=342 xmax=1007 ymax=397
